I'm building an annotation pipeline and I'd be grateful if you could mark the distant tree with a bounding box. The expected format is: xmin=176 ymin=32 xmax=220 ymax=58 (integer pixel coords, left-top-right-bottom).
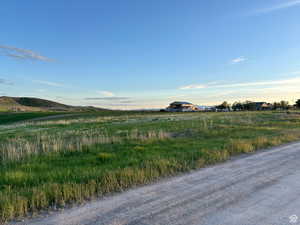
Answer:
xmin=273 ymin=102 xmax=281 ymax=110
xmin=296 ymin=99 xmax=300 ymax=109
xmin=243 ymin=101 xmax=256 ymax=111
xmin=232 ymin=102 xmax=243 ymax=111
xmin=217 ymin=101 xmax=231 ymax=110
xmin=280 ymin=100 xmax=289 ymax=110
xmin=222 ymin=101 xmax=230 ymax=109
xmin=249 ymin=103 xmax=258 ymax=111
xmin=242 ymin=101 xmax=250 ymax=110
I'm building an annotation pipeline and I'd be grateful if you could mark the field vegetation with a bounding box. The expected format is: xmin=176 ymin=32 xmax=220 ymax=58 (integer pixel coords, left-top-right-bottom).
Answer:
xmin=0 ymin=112 xmax=65 ymax=125
xmin=1 ymin=111 xmax=300 ymax=223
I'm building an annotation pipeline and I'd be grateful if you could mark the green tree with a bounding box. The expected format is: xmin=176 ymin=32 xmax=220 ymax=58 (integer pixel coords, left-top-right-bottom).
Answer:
xmin=296 ymin=99 xmax=300 ymax=108
xmin=273 ymin=102 xmax=281 ymax=110
xmin=217 ymin=101 xmax=230 ymax=110
xmin=243 ymin=101 xmax=256 ymax=111
xmin=232 ymin=102 xmax=243 ymax=111
xmin=280 ymin=101 xmax=289 ymax=110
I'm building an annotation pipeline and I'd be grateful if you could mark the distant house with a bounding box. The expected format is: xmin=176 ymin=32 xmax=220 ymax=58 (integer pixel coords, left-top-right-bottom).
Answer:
xmin=196 ymin=105 xmax=216 ymax=112
xmin=254 ymin=102 xmax=272 ymax=111
xmin=166 ymin=101 xmax=199 ymax=112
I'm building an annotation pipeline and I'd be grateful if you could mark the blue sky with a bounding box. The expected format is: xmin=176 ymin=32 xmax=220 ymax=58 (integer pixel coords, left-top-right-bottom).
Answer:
xmin=1 ymin=0 xmax=300 ymax=109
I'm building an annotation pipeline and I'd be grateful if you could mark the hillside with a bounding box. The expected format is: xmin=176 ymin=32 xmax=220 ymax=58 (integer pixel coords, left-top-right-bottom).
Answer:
xmin=0 ymin=96 xmax=107 ymax=112
xmin=13 ymin=97 xmax=70 ymax=108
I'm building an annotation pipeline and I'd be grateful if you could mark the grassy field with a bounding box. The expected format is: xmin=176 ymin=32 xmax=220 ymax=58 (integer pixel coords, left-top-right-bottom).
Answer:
xmin=0 ymin=112 xmax=67 ymax=125
xmin=1 ymin=111 xmax=300 ymax=223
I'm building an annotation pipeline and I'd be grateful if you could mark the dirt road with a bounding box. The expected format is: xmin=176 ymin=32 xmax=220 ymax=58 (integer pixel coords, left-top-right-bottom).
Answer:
xmin=12 ymin=142 xmax=300 ymax=225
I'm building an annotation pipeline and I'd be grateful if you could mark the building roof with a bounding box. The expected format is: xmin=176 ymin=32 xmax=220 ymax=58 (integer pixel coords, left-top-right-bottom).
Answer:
xmin=170 ymin=101 xmax=193 ymax=105
xmin=254 ymin=102 xmax=267 ymax=105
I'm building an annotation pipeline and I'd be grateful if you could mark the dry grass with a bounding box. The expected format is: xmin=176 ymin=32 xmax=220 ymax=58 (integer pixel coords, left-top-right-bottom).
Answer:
xmin=97 ymin=153 xmax=116 ymax=162
xmin=0 ymin=129 xmax=171 ymax=163
xmin=227 ymin=139 xmax=255 ymax=154
xmin=226 ymin=133 xmax=300 ymax=156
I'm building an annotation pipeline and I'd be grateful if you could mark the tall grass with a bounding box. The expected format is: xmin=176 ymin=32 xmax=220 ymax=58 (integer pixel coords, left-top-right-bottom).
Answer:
xmin=1 ymin=111 xmax=300 ymax=223
xmin=0 ymin=129 xmax=171 ymax=163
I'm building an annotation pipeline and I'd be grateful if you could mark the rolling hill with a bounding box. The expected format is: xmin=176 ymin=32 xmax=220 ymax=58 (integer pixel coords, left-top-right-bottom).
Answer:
xmin=0 ymin=96 xmax=107 ymax=112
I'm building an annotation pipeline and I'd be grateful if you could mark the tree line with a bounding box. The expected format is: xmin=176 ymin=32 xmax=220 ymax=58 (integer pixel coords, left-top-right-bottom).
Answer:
xmin=216 ymin=99 xmax=300 ymax=111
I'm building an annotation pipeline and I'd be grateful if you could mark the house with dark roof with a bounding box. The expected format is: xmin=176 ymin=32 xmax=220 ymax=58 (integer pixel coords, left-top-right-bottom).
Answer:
xmin=166 ymin=101 xmax=199 ymax=112
xmin=254 ymin=102 xmax=273 ymax=110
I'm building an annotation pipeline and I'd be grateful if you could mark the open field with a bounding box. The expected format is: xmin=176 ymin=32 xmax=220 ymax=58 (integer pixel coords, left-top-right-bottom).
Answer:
xmin=0 ymin=112 xmax=68 ymax=125
xmin=1 ymin=111 xmax=300 ymax=223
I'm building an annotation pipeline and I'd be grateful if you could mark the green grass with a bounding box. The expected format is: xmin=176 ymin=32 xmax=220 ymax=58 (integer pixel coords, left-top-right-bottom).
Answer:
xmin=1 ymin=111 xmax=300 ymax=223
xmin=0 ymin=112 xmax=66 ymax=125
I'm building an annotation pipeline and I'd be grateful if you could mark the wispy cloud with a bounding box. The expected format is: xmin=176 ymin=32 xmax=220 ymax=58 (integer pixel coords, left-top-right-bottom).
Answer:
xmin=231 ymin=56 xmax=247 ymax=64
xmin=85 ymin=97 xmax=130 ymax=101
xmin=119 ymin=100 xmax=135 ymax=104
xmin=99 ymin=103 xmax=138 ymax=107
xmin=33 ymin=80 xmax=64 ymax=87
xmin=179 ymin=77 xmax=300 ymax=90
xmin=179 ymin=84 xmax=206 ymax=90
xmin=83 ymin=97 xmax=135 ymax=108
xmin=96 ymin=91 xmax=115 ymax=97
xmin=254 ymin=0 xmax=300 ymax=14
xmin=0 ymin=45 xmax=53 ymax=62
xmin=0 ymin=78 xmax=13 ymax=85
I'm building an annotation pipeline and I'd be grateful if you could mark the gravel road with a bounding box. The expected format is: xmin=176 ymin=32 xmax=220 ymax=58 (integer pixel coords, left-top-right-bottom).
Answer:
xmin=12 ymin=141 xmax=300 ymax=225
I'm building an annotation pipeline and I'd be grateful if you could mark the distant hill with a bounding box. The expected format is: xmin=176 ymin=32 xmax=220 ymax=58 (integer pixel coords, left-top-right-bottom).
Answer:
xmin=0 ymin=96 xmax=107 ymax=112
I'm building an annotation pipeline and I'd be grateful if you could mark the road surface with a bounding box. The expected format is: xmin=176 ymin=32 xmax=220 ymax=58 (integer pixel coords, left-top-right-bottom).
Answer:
xmin=12 ymin=141 xmax=300 ymax=225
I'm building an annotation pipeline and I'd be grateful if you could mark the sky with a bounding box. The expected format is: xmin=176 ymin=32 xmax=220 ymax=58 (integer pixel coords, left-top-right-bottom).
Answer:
xmin=0 ymin=0 xmax=300 ymax=109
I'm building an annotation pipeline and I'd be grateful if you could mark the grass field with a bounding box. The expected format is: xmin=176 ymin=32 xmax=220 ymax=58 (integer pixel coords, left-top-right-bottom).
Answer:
xmin=0 ymin=112 xmax=68 ymax=125
xmin=1 ymin=111 xmax=300 ymax=223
